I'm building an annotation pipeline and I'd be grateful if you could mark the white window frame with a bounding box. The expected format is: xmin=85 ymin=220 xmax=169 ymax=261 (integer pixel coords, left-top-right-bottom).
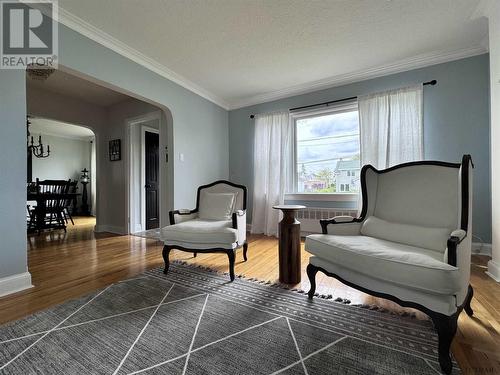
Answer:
xmin=287 ymin=100 xmax=360 ymax=201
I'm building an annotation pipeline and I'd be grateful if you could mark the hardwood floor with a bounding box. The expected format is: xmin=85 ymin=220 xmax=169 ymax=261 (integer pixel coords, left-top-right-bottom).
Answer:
xmin=1 ymin=217 xmax=499 ymax=374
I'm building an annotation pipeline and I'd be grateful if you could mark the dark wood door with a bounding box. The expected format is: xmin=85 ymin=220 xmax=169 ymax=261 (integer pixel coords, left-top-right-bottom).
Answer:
xmin=145 ymin=131 xmax=159 ymax=229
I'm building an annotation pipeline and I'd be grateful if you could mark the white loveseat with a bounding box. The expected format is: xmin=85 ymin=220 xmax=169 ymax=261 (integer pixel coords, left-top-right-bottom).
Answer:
xmin=161 ymin=180 xmax=248 ymax=281
xmin=305 ymin=155 xmax=474 ymax=374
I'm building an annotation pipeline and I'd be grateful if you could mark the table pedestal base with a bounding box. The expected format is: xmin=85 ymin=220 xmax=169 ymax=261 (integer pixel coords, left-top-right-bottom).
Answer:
xmin=278 ymin=211 xmax=301 ymax=284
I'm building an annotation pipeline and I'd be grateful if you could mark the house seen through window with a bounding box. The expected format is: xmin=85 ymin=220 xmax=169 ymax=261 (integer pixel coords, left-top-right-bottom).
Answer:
xmin=294 ymin=102 xmax=360 ymax=193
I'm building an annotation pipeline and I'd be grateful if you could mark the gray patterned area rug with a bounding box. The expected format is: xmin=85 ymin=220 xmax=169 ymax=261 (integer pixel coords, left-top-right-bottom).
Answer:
xmin=0 ymin=263 xmax=460 ymax=375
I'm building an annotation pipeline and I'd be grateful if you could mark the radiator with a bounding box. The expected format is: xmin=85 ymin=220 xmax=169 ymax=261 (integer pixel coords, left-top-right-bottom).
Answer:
xmin=297 ymin=207 xmax=358 ymax=234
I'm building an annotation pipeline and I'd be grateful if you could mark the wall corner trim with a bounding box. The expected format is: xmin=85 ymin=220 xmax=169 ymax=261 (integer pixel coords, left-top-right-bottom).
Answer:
xmin=0 ymin=272 xmax=33 ymax=298
xmin=94 ymin=225 xmax=127 ymax=235
xmin=472 ymin=242 xmax=492 ymax=257
xmin=486 ymin=260 xmax=500 ymax=282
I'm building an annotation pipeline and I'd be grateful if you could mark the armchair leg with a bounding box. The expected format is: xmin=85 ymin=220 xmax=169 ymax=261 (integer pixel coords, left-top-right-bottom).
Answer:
xmin=226 ymin=250 xmax=235 ymax=281
xmin=431 ymin=313 xmax=458 ymax=375
xmin=243 ymin=242 xmax=248 ymax=262
xmin=193 ymin=252 xmax=197 ymax=258
xmin=464 ymin=285 xmax=474 ymax=317
xmin=306 ymin=263 xmax=319 ymax=299
xmin=162 ymin=245 xmax=173 ymax=274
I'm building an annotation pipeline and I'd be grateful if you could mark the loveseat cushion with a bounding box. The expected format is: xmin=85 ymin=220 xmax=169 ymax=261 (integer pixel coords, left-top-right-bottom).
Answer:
xmin=161 ymin=219 xmax=237 ymax=244
xmin=360 ymin=216 xmax=451 ymax=253
xmin=305 ymin=234 xmax=460 ymax=295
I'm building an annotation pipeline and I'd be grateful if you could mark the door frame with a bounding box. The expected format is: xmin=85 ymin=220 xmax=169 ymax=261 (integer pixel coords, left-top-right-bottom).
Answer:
xmin=126 ymin=111 xmax=162 ymax=233
xmin=141 ymin=126 xmax=160 ymax=231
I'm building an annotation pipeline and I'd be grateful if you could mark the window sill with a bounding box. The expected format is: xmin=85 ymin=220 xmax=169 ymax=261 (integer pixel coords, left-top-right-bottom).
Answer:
xmin=285 ymin=193 xmax=359 ymax=202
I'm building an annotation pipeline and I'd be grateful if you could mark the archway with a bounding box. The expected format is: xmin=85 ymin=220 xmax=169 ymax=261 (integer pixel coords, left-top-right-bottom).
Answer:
xmin=26 ymin=116 xmax=98 ymax=229
xmin=47 ymin=65 xmax=175 ymax=233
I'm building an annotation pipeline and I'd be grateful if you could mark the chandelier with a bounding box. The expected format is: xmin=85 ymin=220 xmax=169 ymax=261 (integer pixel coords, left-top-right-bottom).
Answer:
xmin=26 ymin=63 xmax=55 ymax=81
xmin=27 ymin=117 xmax=50 ymax=158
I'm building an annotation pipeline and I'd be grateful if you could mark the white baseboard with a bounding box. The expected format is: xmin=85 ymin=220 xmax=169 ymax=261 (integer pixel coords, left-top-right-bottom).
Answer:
xmin=486 ymin=260 xmax=500 ymax=282
xmin=94 ymin=225 xmax=127 ymax=235
xmin=0 ymin=272 xmax=33 ymax=298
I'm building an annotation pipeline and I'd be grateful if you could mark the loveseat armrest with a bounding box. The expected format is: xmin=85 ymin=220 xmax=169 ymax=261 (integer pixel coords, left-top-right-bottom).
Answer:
xmin=320 ymin=216 xmax=363 ymax=235
xmin=169 ymin=209 xmax=198 ymax=225
xmin=232 ymin=210 xmax=247 ymax=245
xmin=446 ymin=229 xmax=467 ymax=267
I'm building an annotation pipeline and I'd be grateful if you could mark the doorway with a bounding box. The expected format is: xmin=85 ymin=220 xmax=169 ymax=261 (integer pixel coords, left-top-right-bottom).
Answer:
xmin=144 ymin=131 xmax=159 ymax=229
xmin=128 ymin=112 xmax=162 ymax=233
xmin=26 ymin=117 xmax=98 ymax=233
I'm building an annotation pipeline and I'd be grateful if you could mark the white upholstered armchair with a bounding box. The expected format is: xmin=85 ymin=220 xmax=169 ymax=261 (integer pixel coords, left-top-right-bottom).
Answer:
xmin=160 ymin=180 xmax=248 ymax=281
xmin=305 ymin=155 xmax=474 ymax=374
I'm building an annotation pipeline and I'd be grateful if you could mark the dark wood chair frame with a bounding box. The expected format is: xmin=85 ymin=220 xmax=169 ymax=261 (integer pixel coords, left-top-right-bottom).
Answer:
xmin=162 ymin=180 xmax=248 ymax=281
xmin=30 ymin=179 xmax=71 ymax=233
xmin=306 ymin=155 xmax=474 ymax=374
xmin=62 ymin=180 xmax=78 ymax=225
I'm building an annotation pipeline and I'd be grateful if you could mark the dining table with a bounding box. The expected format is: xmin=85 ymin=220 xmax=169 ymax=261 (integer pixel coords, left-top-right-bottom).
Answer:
xmin=27 ymin=192 xmax=81 ymax=232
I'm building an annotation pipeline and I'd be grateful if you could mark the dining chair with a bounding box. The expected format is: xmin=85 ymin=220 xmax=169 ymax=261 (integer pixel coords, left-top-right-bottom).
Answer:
xmin=62 ymin=180 xmax=78 ymax=225
xmin=26 ymin=204 xmax=36 ymax=231
xmin=35 ymin=179 xmax=71 ymax=231
xmin=26 ymin=182 xmax=38 ymax=230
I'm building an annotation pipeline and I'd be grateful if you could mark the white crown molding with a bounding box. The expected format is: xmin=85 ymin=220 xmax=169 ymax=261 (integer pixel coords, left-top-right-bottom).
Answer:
xmin=228 ymin=45 xmax=488 ymax=110
xmin=55 ymin=6 xmax=231 ymax=110
xmin=44 ymin=4 xmax=488 ymax=112
xmin=29 ymin=129 xmax=92 ymax=141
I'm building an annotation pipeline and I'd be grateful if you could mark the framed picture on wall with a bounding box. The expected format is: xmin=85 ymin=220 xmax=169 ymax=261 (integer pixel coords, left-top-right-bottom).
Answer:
xmin=109 ymin=139 xmax=121 ymax=161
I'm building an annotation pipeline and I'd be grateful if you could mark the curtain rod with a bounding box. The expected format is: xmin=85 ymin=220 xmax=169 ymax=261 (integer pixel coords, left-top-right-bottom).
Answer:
xmin=249 ymin=79 xmax=437 ymax=118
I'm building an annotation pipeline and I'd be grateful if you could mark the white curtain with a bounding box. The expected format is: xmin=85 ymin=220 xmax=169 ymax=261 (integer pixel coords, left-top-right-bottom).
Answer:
xmin=358 ymin=84 xmax=423 ymax=169
xmin=251 ymin=111 xmax=293 ymax=236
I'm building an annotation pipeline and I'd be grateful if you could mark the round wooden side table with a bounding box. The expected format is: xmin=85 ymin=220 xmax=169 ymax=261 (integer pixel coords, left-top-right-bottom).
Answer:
xmin=272 ymin=205 xmax=306 ymax=284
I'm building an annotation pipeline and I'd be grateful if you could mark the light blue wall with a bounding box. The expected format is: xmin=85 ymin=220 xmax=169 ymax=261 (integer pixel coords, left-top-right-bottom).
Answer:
xmin=0 ymin=70 xmax=28 ymax=279
xmin=0 ymin=22 xmax=229 ymax=280
xmin=229 ymin=54 xmax=491 ymax=242
xmin=58 ymin=24 xmax=229 ymax=209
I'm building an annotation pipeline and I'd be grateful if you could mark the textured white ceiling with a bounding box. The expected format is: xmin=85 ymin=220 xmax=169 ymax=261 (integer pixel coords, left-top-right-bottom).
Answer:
xmin=58 ymin=0 xmax=487 ymax=109
xmin=29 ymin=118 xmax=95 ymax=140
xmin=27 ymin=69 xmax=129 ymax=107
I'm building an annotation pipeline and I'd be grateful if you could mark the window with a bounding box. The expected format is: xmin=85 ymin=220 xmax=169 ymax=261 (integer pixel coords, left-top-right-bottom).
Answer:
xmin=293 ymin=102 xmax=360 ymax=194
